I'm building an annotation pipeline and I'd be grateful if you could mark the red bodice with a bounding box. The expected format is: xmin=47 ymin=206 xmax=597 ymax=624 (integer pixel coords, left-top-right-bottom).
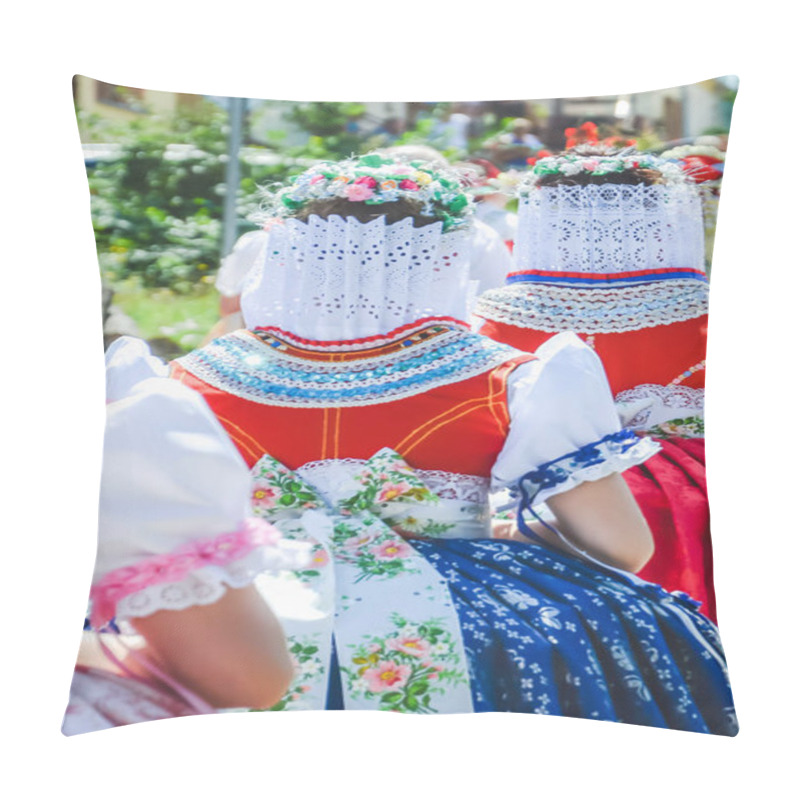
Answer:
xmin=171 ymin=324 xmax=533 ymax=476
xmin=479 ymin=315 xmax=708 ymax=396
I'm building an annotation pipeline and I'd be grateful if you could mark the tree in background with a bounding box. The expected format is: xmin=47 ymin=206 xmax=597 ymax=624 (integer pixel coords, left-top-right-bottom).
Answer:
xmin=83 ymin=101 xmax=298 ymax=294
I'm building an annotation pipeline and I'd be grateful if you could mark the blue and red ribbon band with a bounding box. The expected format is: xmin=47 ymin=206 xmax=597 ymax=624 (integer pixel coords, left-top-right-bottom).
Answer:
xmin=506 ymin=268 xmax=708 ymax=287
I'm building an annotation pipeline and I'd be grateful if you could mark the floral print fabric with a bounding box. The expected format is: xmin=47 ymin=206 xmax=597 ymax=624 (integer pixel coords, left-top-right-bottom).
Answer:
xmin=246 ymin=446 xmax=736 ymax=732
xmin=248 ymin=450 xmax=474 ymax=713
xmin=413 ymin=537 xmax=737 ymax=734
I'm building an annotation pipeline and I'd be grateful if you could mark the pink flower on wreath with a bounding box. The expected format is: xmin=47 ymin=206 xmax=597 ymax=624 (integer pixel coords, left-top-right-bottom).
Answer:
xmin=345 ymin=183 xmax=375 ymax=202
xmin=363 ymin=661 xmax=412 ymax=692
xmin=354 ymin=176 xmax=378 ymax=188
xmin=399 ymin=179 xmax=419 ymax=191
xmin=310 ymin=174 xmax=325 ymax=184
xmin=370 ymin=540 xmax=414 ymax=560
xmin=252 ymin=483 xmax=277 ymax=510
xmin=387 ymin=636 xmax=430 ymax=658
xmin=582 ymin=159 xmax=601 ymax=172
xmin=377 ymin=482 xmax=411 ymax=503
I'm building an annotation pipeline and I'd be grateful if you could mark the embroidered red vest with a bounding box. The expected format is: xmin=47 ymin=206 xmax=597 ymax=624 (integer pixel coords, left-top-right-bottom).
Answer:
xmin=171 ymin=321 xmax=533 ymax=476
xmin=479 ymin=315 xmax=707 ymax=396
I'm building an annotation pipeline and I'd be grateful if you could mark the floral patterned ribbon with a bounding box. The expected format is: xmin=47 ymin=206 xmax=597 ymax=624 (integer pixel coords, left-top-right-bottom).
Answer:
xmin=249 ymin=449 xmax=475 ymax=713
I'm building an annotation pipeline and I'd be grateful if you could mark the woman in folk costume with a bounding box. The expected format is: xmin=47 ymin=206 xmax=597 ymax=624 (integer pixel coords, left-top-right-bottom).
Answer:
xmin=204 ymin=146 xmax=510 ymax=348
xmin=171 ymin=154 xmax=736 ymax=733
xmin=63 ymin=338 xmax=306 ymax=735
xmin=474 ymin=148 xmax=717 ymax=619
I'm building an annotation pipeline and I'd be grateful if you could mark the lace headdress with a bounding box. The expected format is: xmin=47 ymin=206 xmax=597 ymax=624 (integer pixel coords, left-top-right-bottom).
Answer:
xmin=512 ymin=149 xmax=706 ymax=276
xmin=474 ymin=149 xmax=710 ymax=334
xmin=241 ymin=155 xmax=475 ymax=340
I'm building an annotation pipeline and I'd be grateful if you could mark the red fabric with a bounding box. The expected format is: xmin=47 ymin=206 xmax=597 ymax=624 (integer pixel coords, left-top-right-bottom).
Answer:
xmin=171 ymin=355 xmax=532 ymax=477
xmin=681 ymin=156 xmax=723 ymax=183
xmin=625 ymin=438 xmax=717 ymax=622
xmin=478 ymin=317 xmax=707 ymax=395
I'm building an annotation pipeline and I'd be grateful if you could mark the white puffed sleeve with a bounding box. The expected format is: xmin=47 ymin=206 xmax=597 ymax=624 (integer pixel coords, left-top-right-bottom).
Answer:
xmin=491 ymin=332 xmax=659 ymax=504
xmin=90 ymin=363 xmax=306 ymax=628
xmin=215 ymin=230 xmax=270 ymax=297
xmin=104 ymin=336 xmax=169 ymax=402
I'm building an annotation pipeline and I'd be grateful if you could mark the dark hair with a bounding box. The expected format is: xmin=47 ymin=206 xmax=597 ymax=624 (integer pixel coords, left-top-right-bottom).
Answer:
xmin=291 ymin=197 xmax=439 ymax=228
xmin=536 ymin=169 xmax=663 ymax=187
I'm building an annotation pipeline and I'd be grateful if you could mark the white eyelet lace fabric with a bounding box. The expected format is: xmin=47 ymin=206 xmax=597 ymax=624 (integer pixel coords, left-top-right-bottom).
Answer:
xmin=474 ymin=279 xmax=709 ymax=333
xmin=112 ymin=542 xmax=311 ymax=622
xmin=614 ymin=384 xmax=705 ymax=430
xmin=240 ymin=215 xmax=473 ymax=339
xmin=514 ymin=184 xmax=705 ymax=273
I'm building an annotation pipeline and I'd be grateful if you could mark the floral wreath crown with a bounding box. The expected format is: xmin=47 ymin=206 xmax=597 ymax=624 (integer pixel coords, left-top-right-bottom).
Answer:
xmin=518 ymin=148 xmax=689 ymax=196
xmin=257 ymin=154 xmax=474 ymax=232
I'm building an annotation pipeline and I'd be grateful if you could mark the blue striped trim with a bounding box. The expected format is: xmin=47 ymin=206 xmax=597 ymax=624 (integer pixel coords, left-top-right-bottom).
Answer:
xmin=506 ymin=271 xmax=708 ymax=287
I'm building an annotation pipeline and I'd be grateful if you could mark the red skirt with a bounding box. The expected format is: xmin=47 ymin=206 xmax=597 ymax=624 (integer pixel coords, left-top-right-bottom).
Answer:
xmin=624 ymin=437 xmax=717 ymax=622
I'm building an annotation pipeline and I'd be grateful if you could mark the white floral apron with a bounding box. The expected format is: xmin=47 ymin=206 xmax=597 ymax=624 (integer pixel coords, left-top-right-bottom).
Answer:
xmin=250 ymin=448 xmax=476 ymax=713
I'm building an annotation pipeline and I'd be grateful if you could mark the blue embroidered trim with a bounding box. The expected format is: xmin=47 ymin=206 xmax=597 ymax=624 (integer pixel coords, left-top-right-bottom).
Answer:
xmin=514 ymin=429 xmax=643 ymax=547
xmin=506 ymin=271 xmax=709 ymax=287
xmin=177 ymin=329 xmax=521 ymax=407
xmin=517 ymin=429 xmax=641 ymax=496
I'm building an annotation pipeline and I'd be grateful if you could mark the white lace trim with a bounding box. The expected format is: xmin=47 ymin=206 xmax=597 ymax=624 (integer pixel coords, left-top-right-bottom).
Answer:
xmin=615 ymin=384 xmax=705 ymax=430
xmin=240 ymin=215 xmax=474 ymax=339
xmin=415 ymin=469 xmax=490 ymax=504
xmin=113 ymin=541 xmax=311 ymax=621
xmin=514 ymin=184 xmax=705 ymax=274
xmin=296 ymin=458 xmax=490 ymax=506
xmin=474 ymin=279 xmax=709 ymax=333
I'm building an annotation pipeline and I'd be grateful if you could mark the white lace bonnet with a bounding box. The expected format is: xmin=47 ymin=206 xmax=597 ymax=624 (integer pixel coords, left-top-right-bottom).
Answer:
xmin=473 ymin=150 xmax=710 ymax=334
xmin=240 ymin=154 xmax=475 ymax=340
xmin=512 ymin=150 xmax=706 ymax=276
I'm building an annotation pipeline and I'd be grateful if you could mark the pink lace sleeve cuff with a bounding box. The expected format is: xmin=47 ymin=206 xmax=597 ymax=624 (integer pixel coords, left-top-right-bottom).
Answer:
xmin=89 ymin=518 xmax=307 ymax=628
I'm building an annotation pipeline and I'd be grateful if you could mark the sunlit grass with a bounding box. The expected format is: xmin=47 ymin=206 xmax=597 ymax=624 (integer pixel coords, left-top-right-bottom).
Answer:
xmin=110 ymin=278 xmax=220 ymax=353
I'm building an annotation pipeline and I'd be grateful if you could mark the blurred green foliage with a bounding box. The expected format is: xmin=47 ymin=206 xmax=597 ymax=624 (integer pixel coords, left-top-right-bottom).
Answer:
xmin=82 ymin=102 xmax=300 ymax=293
xmin=285 ymin=101 xmax=367 ymax=158
xmin=82 ymin=99 xmax=485 ymax=294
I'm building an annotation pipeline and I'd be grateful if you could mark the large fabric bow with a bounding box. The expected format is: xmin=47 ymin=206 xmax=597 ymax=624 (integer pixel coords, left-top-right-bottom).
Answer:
xmin=249 ymin=447 xmax=475 ymax=539
xmin=246 ymin=447 xmax=476 ymax=714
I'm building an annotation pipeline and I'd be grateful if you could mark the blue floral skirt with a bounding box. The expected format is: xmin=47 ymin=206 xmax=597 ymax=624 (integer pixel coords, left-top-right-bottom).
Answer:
xmin=412 ymin=538 xmax=737 ymax=735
